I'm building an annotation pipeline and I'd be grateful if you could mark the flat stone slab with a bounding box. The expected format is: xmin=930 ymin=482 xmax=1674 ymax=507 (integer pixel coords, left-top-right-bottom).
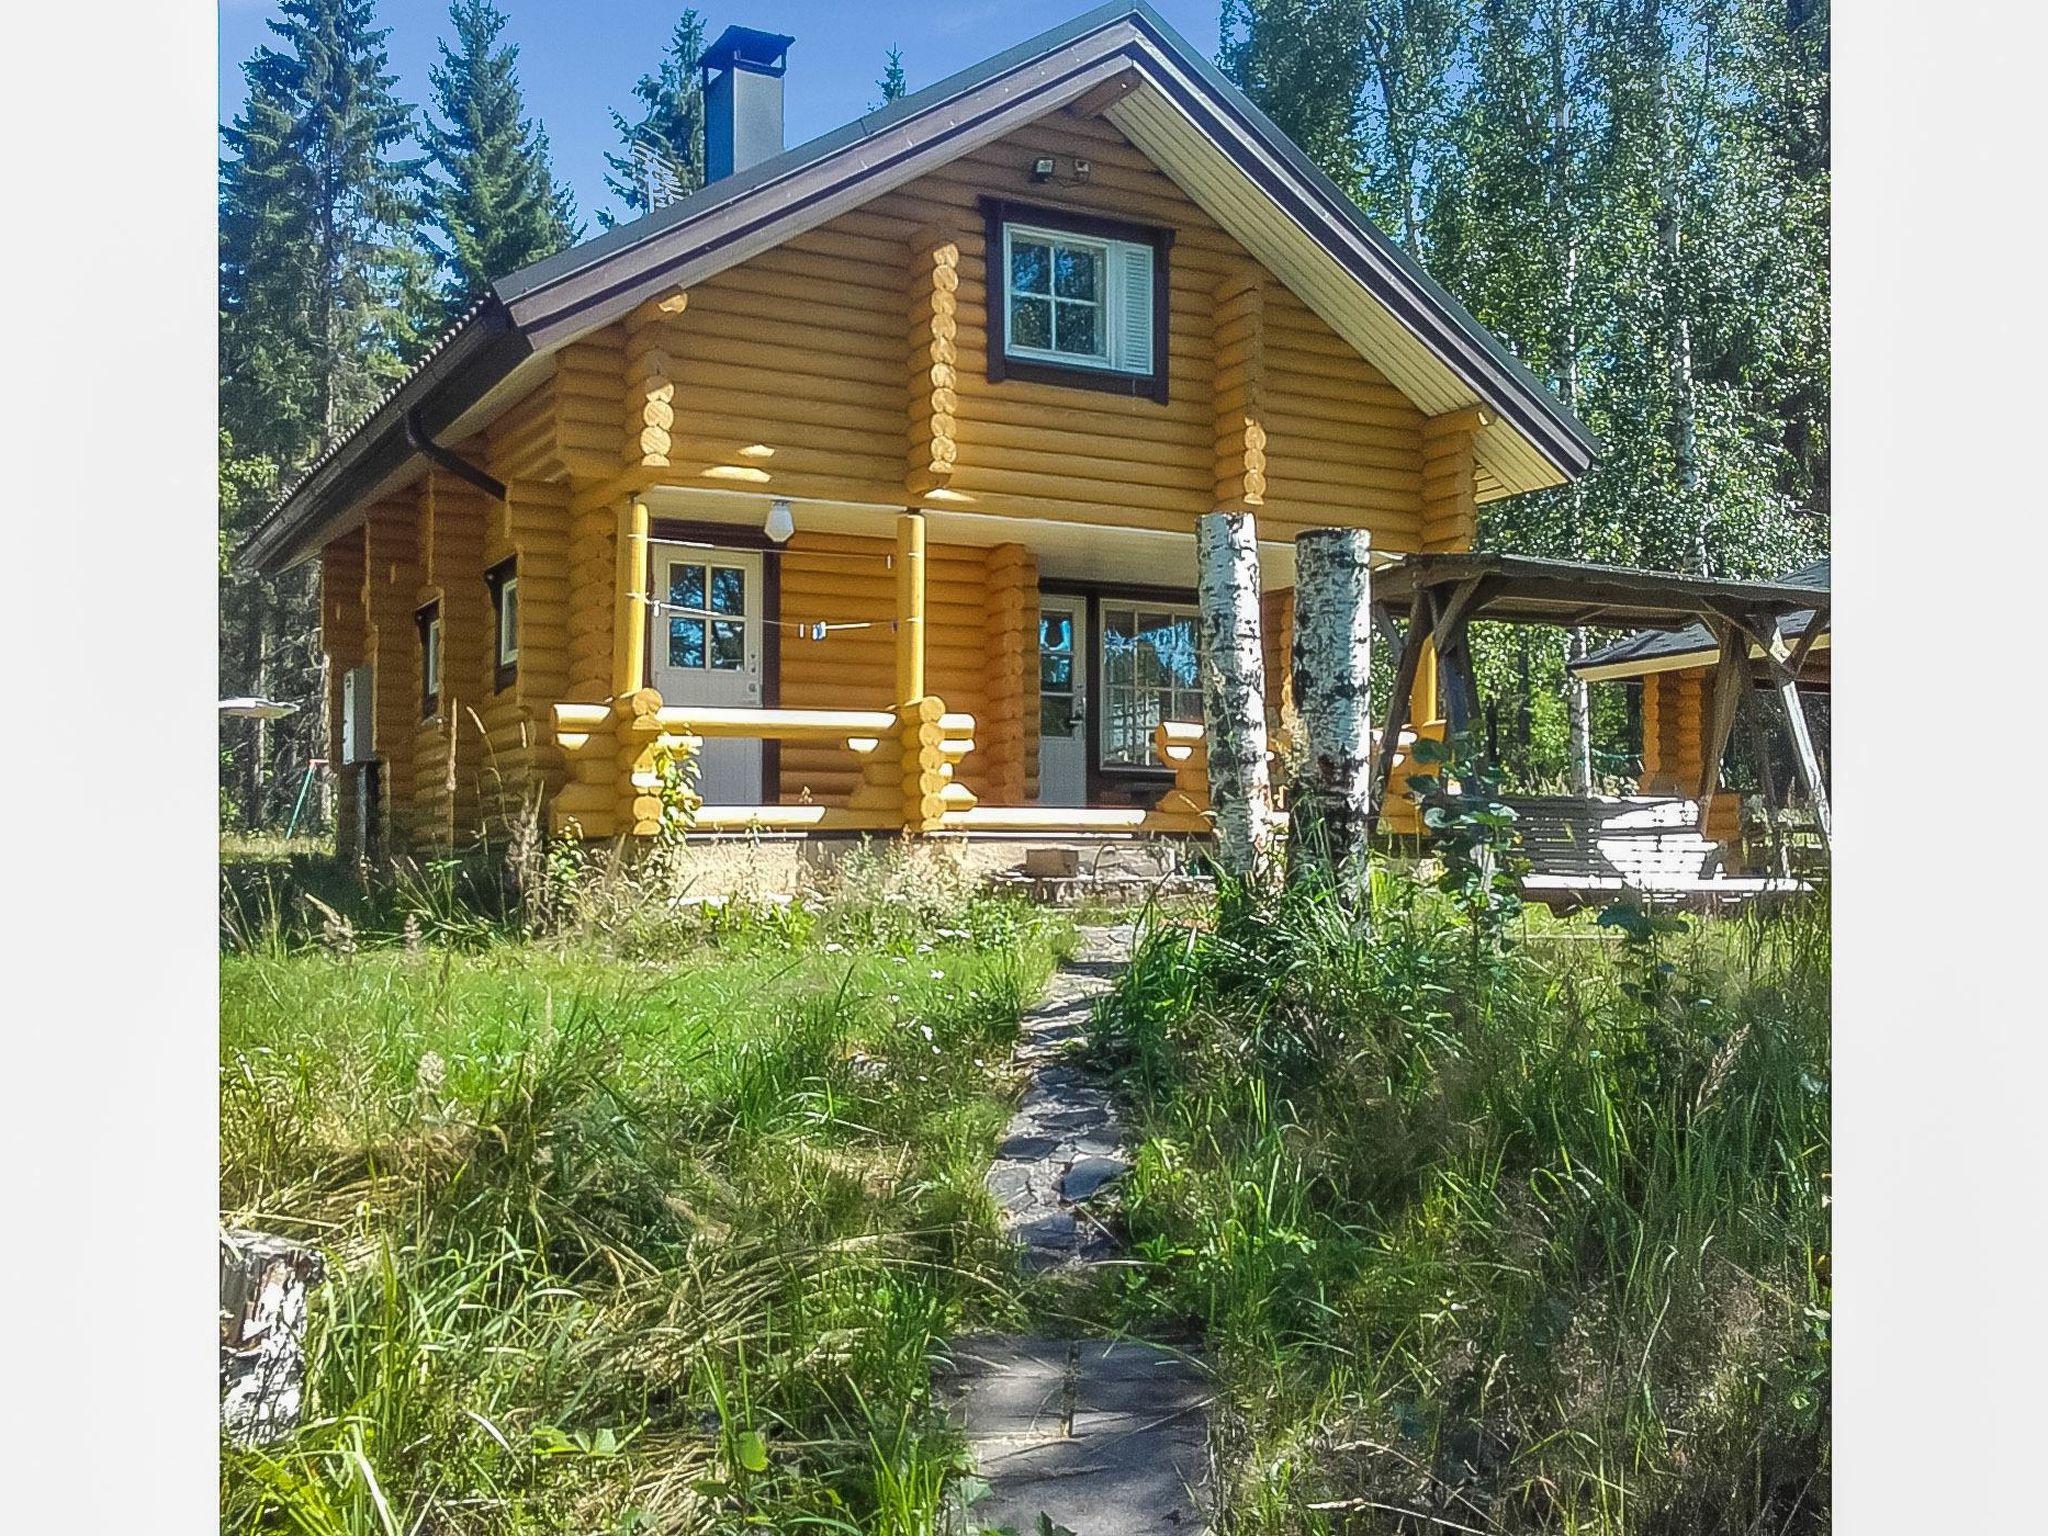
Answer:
xmin=987 ymin=924 xmax=1138 ymax=1271
xmin=1061 ymin=1156 xmax=1129 ymax=1203
xmin=940 ymin=1336 xmax=1214 ymax=1536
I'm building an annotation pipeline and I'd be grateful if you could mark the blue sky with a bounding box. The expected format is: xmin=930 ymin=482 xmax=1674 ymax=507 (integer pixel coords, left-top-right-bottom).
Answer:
xmin=218 ymin=0 xmax=1228 ymax=228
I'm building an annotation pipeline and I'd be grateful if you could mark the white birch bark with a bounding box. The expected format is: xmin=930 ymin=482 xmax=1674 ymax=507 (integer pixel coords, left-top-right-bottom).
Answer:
xmin=1194 ymin=512 xmax=1272 ymax=876
xmin=220 ymin=1229 xmax=325 ymax=1447
xmin=1289 ymin=529 xmax=1374 ymax=890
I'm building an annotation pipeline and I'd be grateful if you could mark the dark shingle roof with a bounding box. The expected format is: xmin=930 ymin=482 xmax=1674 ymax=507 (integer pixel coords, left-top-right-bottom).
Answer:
xmin=1571 ymin=557 xmax=1830 ymax=675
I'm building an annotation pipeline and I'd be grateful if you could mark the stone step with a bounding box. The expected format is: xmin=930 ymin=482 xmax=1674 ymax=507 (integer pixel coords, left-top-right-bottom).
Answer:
xmin=938 ymin=1335 xmax=1215 ymax=1536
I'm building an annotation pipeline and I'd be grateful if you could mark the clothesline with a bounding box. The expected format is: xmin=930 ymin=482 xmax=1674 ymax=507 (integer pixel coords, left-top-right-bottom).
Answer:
xmin=646 ymin=598 xmax=893 ymax=638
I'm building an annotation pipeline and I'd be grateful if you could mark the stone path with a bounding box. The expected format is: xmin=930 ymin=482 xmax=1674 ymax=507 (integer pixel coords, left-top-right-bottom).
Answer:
xmin=984 ymin=923 xmax=1134 ymax=1270
xmin=941 ymin=924 xmax=1216 ymax=1535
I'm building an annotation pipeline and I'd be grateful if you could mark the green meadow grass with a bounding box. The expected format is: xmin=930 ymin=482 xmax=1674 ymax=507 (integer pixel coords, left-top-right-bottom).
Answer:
xmin=221 ymin=901 xmax=1069 ymax=1535
xmin=1090 ymin=880 xmax=1830 ymax=1535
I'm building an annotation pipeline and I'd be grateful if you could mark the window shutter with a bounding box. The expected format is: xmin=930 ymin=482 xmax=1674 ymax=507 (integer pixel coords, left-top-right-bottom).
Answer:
xmin=1113 ymin=240 xmax=1154 ymax=372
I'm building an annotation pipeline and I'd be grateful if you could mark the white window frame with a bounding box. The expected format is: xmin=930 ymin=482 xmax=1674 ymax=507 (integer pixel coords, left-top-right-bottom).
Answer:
xmin=1098 ymin=600 xmax=1203 ymax=770
xmin=1001 ymin=221 xmax=1150 ymax=375
xmin=496 ymin=573 xmax=519 ymax=667
xmin=419 ymin=607 xmax=443 ymax=719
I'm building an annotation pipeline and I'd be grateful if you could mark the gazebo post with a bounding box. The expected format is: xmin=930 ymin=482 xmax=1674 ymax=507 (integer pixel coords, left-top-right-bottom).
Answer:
xmin=1696 ymin=620 xmax=1751 ymax=837
xmin=1365 ymin=592 xmax=1430 ymax=837
xmin=1760 ymin=614 xmax=1832 ymax=851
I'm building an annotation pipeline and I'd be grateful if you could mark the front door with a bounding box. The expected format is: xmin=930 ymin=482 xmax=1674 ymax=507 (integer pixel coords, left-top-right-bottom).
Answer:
xmin=649 ymin=544 xmax=765 ymax=804
xmin=1037 ymin=596 xmax=1087 ymax=806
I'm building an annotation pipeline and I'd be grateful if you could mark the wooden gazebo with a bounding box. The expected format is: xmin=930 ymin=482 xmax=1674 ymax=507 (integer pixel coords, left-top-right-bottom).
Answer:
xmin=1364 ymin=553 xmax=1833 ymax=850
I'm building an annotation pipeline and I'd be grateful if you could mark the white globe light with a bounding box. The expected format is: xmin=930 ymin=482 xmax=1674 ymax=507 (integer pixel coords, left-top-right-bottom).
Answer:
xmin=765 ymin=498 xmax=795 ymax=543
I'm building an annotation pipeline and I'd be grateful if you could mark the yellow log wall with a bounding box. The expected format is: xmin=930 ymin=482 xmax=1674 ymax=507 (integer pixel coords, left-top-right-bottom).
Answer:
xmin=1261 ymin=584 xmax=1295 ymax=728
xmin=771 ymin=531 xmax=1026 ymax=805
xmin=320 ymin=527 xmax=368 ymax=856
xmin=553 ymin=111 xmax=1429 ymax=547
xmin=984 ymin=543 xmax=1038 ymax=804
xmin=410 ymin=471 xmax=489 ymax=848
xmin=1419 ymin=413 xmax=1480 ymax=552
xmin=1640 ymin=666 xmax=1741 ymax=846
xmin=362 ymin=493 xmax=425 ymax=848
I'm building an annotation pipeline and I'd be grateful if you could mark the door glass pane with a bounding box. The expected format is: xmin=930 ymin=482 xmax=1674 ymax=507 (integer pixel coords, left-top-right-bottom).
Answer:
xmin=669 ymin=563 xmax=706 ymax=608
xmin=709 ymin=620 xmax=744 ymax=670
xmin=709 ymin=566 xmax=746 ymax=616
xmin=668 ymin=616 xmax=705 ymax=669
xmin=1040 ymin=612 xmax=1072 ymax=653
xmin=1041 ymin=696 xmax=1077 ymax=738
xmin=1040 ymin=651 xmax=1073 ymax=691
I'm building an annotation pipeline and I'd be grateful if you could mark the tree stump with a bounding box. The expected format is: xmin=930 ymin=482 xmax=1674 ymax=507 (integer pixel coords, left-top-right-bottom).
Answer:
xmin=220 ymin=1228 xmax=324 ymax=1446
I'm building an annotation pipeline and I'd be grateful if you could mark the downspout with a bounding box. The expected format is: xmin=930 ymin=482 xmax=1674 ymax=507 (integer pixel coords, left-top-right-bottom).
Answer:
xmin=404 ymin=407 xmax=506 ymax=502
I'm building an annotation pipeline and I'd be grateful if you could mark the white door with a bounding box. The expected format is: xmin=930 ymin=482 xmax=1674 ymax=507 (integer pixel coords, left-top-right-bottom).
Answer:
xmin=1037 ymin=596 xmax=1088 ymax=806
xmin=649 ymin=544 xmax=765 ymax=804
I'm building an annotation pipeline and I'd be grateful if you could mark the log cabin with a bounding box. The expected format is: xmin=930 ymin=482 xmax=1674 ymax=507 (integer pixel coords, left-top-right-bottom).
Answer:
xmin=240 ymin=3 xmax=1595 ymax=856
xmin=1572 ymin=557 xmax=1830 ymax=854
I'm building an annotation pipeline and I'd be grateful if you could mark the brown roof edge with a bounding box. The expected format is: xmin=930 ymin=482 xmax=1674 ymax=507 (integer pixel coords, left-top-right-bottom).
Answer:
xmin=238 ymin=300 xmax=528 ymax=575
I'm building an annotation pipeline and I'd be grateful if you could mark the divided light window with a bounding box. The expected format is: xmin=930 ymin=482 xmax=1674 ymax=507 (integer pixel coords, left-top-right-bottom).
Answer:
xmin=1100 ymin=602 xmax=1201 ymax=769
xmin=984 ymin=200 xmax=1169 ymax=401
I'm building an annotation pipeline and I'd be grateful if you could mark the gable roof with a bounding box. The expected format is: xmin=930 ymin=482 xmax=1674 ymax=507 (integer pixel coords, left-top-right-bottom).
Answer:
xmin=242 ymin=2 xmax=1596 ymax=575
xmin=1571 ymin=558 xmax=1830 ymax=680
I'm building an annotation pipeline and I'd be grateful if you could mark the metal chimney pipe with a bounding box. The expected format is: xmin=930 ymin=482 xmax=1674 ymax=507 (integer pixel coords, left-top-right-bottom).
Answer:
xmin=700 ymin=25 xmax=795 ymax=183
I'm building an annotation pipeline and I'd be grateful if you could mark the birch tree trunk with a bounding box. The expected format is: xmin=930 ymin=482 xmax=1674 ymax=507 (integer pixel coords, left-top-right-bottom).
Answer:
xmin=1195 ymin=512 xmax=1272 ymax=877
xmin=1289 ymin=529 xmax=1374 ymax=895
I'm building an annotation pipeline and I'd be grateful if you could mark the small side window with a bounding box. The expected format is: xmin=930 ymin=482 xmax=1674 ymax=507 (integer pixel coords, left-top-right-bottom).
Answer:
xmin=417 ymin=601 xmax=442 ymax=719
xmin=486 ymin=558 xmax=518 ymax=690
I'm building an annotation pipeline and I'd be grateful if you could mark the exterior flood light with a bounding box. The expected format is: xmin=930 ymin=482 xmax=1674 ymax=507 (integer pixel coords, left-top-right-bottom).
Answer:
xmin=1030 ymin=155 xmax=1056 ymax=181
xmin=765 ymin=498 xmax=795 ymax=543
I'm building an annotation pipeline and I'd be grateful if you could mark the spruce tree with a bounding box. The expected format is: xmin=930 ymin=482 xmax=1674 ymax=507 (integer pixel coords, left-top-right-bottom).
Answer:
xmin=875 ymin=47 xmax=908 ymax=108
xmin=424 ymin=0 xmax=578 ymax=315
xmin=603 ymin=10 xmax=708 ymax=224
xmin=218 ymin=0 xmax=433 ymax=826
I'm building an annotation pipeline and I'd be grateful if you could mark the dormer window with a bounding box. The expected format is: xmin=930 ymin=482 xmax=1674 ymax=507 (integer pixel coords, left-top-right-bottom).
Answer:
xmin=983 ymin=199 xmax=1170 ymax=402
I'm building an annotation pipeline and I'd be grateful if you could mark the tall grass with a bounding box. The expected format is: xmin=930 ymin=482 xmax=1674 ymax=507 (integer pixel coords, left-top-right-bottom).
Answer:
xmin=222 ymin=896 xmax=1069 ymax=1534
xmin=1091 ymin=877 xmax=1830 ymax=1534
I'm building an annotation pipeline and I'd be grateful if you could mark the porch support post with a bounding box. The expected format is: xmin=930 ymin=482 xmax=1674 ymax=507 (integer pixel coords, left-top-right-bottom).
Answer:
xmin=613 ymin=497 xmax=650 ymax=698
xmin=1195 ymin=510 xmax=1273 ymax=876
xmin=895 ymin=509 xmax=927 ymax=705
xmin=1409 ymin=641 xmax=1439 ymax=733
xmin=1366 ymin=591 xmax=1431 ymax=839
xmin=1290 ymin=528 xmax=1374 ymax=897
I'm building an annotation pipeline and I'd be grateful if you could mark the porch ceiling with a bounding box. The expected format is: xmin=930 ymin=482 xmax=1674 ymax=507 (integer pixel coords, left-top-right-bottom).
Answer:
xmin=640 ymin=485 xmax=1300 ymax=589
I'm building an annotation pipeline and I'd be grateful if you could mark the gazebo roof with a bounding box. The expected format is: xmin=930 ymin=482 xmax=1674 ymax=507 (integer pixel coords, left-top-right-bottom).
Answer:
xmin=1371 ymin=552 xmax=1827 ymax=633
xmin=1571 ymin=558 xmax=1830 ymax=680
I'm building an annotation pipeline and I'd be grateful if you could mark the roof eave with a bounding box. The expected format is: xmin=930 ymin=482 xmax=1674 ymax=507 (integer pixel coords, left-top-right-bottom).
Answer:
xmin=240 ymin=301 xmax=530 ymax=575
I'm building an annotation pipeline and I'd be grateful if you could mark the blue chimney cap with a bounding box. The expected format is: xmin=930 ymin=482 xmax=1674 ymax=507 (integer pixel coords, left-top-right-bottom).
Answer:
xmin=699 ymin=25 xmax=795 ymax=79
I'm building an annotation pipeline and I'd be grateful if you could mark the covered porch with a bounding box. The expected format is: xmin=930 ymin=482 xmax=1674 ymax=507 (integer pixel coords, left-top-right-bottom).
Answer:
xmin=544 ymin=486 xmax=1316 ymax=841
